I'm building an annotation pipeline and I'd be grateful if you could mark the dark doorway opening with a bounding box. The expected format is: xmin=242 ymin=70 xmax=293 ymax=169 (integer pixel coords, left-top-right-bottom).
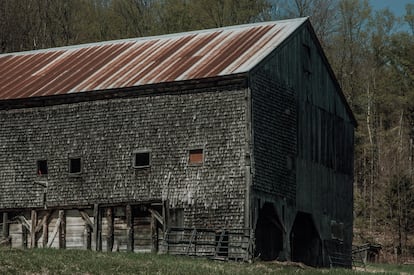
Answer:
xmin=290 ymin=212 xmax=322 ymax=267
xmin=254 ymin=203 xmax=284 ymax=260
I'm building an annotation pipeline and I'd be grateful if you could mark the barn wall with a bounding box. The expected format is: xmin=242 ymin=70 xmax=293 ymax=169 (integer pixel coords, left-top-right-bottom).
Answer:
xmin=249 ymin=74 xmax=297 ymax=202
xmin=250 ymin=22 xmax=354 ymax=261
xmin=0 ymin=88 xmax=248 ymax=228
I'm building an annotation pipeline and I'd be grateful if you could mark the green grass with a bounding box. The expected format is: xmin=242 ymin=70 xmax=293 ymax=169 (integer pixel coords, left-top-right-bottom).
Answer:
xmin=365 ymin=263 xmax=414 ymax=274
xmin=0 ymin=247 xmax=404 ymax=274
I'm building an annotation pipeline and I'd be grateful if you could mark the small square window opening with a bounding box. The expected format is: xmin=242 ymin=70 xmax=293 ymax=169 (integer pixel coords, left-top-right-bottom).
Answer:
xmin=189 ymin=149 xmax=203 ymax=165
xmin=134 ymin=152 xmax=150 ymax=168
xmin=37 ymin=160 xmax=48 ymax=176
xmin=69 ymin=158 xmax=81 ymax=174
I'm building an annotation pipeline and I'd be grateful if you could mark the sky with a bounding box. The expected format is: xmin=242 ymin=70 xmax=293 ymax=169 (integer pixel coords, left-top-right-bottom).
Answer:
xmin=369 ymin=0 xmax=413 ymax=31
xmin=369 ymin=0 xmax=412 ymax=16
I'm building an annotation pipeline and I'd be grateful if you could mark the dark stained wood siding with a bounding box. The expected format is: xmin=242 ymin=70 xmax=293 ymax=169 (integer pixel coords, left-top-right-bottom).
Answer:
xmin=250 ymin=21 xmax=354 ymax=253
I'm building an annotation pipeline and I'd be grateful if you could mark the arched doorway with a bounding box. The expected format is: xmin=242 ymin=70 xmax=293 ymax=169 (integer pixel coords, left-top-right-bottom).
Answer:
xmin=290 ymin=212 xmax=322 ymax=267
xmin=254 ymin=203 xmax=284 ymax=260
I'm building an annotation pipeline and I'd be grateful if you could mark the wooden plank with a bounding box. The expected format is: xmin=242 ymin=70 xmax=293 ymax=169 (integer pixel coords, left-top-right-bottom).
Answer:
xmin=30 ymin=210 xmax=37 ymax=248
xmin=47 ymin=215 xmax=61 ymax=248
xmin=42 ymin=213 xmax=49 ymax=248
xmin=22 ymin=223 xmax=28 ymax=249
xmin=2 ymin=212 xmax=9 ymax=238
xmin=93 ymin=204 xmax=100 ymax=251
xmin=17 ymin=216 xmax=31 ymax=232
xmin=126 ymin=204 xmax=133 ymax=252
xmin=162 ymin=202 xmax=167 ymax=232
xmin=148 ymin=209 xmax=163 ymax=225
xmin=79 ymin=210 xmax=92 ymax=250
xmin=59 ymin=210 xmax=66 ymax=249
xmin=35 ymin=212 xmax=50 ymax=233
xmin=79 ymin=210 xmax=93 ymax=229
xmin=106 ymin=208 xmax=114 ymax=252
xmin=150 ymin=213 xmax=158 ymax=253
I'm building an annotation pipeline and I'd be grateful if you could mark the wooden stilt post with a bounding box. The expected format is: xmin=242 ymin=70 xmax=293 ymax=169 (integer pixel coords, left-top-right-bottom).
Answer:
xmin=126 ymin=204 xmax=134 ymax=252
xmin=150 ymin=212 xmax=158 ymax=253
xmin=162 ymin=201 xmax=167 ymax=233
xmin=58 ymin=210 xmax=66 ymax=249
xmin=42 ymin=213 xmax=49 ymax=248
xmin=86 ymin=225 xmax=92 ymax=250
xmin=93 ymin=204 xmax=100 ymax=251
xmin=2 ymin=212 xmax=9 ymax=239
xmin=106 ymin=207 xmax=114 ymax=252
xmin=30 ymin=210 xmax=37 ymax=248
xmin=22 ymin=222 xmax=28 ymax=249
xmin=79 ymin=210 xmax=93 ymax=250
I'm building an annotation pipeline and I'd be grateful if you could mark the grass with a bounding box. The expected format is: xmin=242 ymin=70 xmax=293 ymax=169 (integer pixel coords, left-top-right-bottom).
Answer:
xmin=0 ymin=247 xmax=408 ymax=274
xmin=365 ymin=263 xmax=414 ymax=274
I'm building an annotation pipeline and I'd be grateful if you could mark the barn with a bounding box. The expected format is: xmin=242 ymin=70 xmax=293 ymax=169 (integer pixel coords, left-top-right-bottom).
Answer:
xmin=0 ymin=17 xmax=355 ymax=266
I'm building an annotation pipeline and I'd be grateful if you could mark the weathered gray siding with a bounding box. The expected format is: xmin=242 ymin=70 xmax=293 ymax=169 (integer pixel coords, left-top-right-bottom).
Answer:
xmin=250 ymin=21 xmax=354 ymax=257
xmin=0 ymin=88 xmax=248 ymax=228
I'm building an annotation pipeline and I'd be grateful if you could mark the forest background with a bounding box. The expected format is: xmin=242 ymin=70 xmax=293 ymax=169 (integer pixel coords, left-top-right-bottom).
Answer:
xmin=1 ymin=0 xmax=414 ymax=263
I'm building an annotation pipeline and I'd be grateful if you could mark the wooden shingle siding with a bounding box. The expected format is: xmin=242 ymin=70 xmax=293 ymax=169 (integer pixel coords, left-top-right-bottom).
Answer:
xmin=0 ymin=88 xmax=247 ymax=228
xmin=250 ymin=71 xmax=297 ymax=201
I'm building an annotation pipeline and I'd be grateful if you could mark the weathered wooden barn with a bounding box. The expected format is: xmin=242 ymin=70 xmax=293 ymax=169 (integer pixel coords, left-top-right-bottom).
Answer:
xmin=0 ymin=18 xmax=355 ymax=266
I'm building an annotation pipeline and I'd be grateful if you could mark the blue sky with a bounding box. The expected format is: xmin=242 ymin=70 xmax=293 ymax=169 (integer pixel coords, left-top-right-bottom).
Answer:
xmin=369 ymin=0 xmax=412 ymax=31
xmin=369 ymin=0 xmax=412 ymax=16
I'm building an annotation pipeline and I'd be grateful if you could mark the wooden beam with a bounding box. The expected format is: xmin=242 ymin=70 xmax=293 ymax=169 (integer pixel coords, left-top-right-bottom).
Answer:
xmin=2 ymin=212 xmax=9 ymax=238
xmin=86 ymin=225 xmax=91 ymax=250
xmin=58 ymin=210 xmax=66 ymax=249
xmin=150 ymin=212 xmax=158 ymax=253
xmin=17 ymin=216 xmax=31 ymax=232
xmin=93 ymin=204 xmax=100 ymax=251
xmin=106 ymin=207 xmax=114 ymax=252
xmin=47 ymin=214 xmax=62 ymax=248
xmin=79 ymin=210 xmax=93 ymax=229
xmin=35 ymin=211 xmax=52 ymax=234
xmin=22 ymin=223 xmax=28 ymax=249
xmin=42 ymin=213 xmax=49 ymax=248
xmin=79 ymin=210 xmax=92 ymax=250
xmin=148 ymin=209 xmax=163 ymax=225
xmin=126 ymin=204 xmax=133 ymax=252
xmin=30 ymin=210 xmax=37 ymax=248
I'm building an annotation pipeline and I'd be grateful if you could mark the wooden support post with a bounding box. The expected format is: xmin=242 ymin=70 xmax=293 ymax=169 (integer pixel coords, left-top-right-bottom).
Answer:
xmin=58 ymin=210 xmax=66 ymax=249
xmin=126 ymin=204 xmax=134 ymax=252
xmin=79 ymin=210 xmax=92 ymax=250
xmin=42 ymin=213 xmax=49 ymax=248
xmin=22 ymin=223 xmax=28 ymax=249
xmin=93 ymin=204 xmax=100 ymax=251
xmin=86 ymin=225 xmax=91 ymax=250
xmin=2 ymin=212 xmax=9 ymax=239
xmin=106 ymin=207 xmax=114 ymax=252
xmin=30 ymin=210 xmax=37 ymax=248
xmin=150 ymin=212 xmax=158 ymax=253
xmin=162 ymin=202 xmax=166 ymax=232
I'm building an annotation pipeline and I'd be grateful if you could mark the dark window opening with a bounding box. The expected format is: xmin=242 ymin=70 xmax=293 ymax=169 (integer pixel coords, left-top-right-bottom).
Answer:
xmin=69 ymin=158 xmax=81 ymax=174
xmin=302 ymin=44 xmax=311 ymax=74
xmin=189 ymin=149 xmax=203 ymax=165
xmin=134 ymin=152 xmax=150 ymax=168
xmin=37 ymin=160 xmax=48 ymax=175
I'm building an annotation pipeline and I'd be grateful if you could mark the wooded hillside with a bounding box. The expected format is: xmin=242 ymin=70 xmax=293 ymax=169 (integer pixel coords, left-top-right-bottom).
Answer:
xmin=1 ymin=0 xmax=413 ymax=262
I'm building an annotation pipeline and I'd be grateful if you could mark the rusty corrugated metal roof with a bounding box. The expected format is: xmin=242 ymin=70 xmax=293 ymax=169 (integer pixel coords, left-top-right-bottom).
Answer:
xmin=0 ymin=18 xmax=307 ymax=100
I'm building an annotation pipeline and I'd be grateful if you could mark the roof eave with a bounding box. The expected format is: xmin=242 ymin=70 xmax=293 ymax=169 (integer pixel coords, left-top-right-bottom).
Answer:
xmin=0 ymin=73 xmax=248 ymax=110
